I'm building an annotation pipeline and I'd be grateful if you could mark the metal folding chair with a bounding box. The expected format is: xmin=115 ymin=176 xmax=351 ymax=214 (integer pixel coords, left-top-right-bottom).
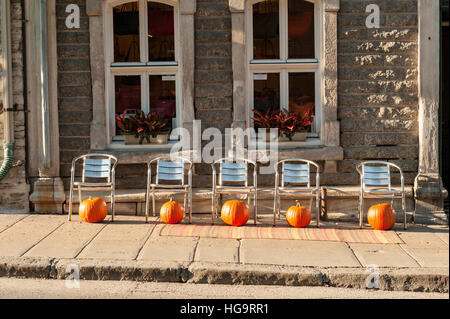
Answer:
xmin=68 ymin=154 xmax=118 ymax=221
xmin=211 ymin=158 xmax=257 ymax=225
xmin=273 ymin=159 xmax=321 ymax=227
xmin=145 ymin=156 xmax=193 ymax=224
xmin=356 ymin=161 xmax=407 ymax=230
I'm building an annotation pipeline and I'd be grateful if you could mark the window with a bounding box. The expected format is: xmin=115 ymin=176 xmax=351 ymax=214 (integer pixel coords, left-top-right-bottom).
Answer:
xmin=106 ymin=1 xmax=180 ymax=141
xmin=249 ymin=0 xmax=320 ymax=136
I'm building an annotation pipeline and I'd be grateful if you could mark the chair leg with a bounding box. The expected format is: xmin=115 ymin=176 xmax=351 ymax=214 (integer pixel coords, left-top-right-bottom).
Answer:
xmin=277 ymin=194 xmax=281 ymax=220
xmin=189 ymin=188 xmax=192 ymax=224
xmin=359 ymin=197 xmax=364 ymax=229
xmin=316 ymin=192 xmax=320 ymax=228
xmin=68 ymin=183 xmax=74 ymax=221
xmin=145 ymin=190 xmax=150 ymax=224
xmin=152 ymin=188 xmax=156 ymax=217
xmin=111 ymin=188 xmax=115 ymax=222
xmin=212 ymin=190 xmax=216 ymax=225
xmin=273 ymin=192 xmax=278 ymax=226
xmin=254 ymin=190 xmax=257 ymax=225
xmin=184 ymin=191 xmax=188 ymax=223
xmin=217 ymin=194 xmax=222 ymax=219
xmin=78 ymin=186 xmax=82 ymax=207
xmin=402 ymin=194 xmax=407 ymax=230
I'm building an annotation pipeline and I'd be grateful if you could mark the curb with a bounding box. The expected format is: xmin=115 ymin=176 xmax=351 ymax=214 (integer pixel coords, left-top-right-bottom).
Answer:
xmin=0 ymin=257 xmax=448 ymax=293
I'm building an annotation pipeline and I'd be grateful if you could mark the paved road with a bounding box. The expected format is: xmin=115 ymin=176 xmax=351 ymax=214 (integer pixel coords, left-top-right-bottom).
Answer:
xmin=0 ymin=278 xmax=447 ymax=299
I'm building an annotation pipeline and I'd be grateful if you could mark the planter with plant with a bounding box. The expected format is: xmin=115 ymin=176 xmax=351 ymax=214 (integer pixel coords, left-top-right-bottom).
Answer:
xmin=252 ymin=108 xmax=314 ymax=142
xmin=116 ymin=109 xmax=170 ymax=145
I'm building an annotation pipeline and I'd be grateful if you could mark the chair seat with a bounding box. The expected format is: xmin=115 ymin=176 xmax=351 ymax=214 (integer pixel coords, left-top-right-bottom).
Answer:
xmin=364 ymin=189 xmax=403 ymax=197
xmin=74 ymin=182 xmax=112 ymax=187
xmin=151 ymin=184 xmax=189 ymax=189
xmin=278 ymin=187 xmax=318 ymax=193
xmin=215 ymin=185 xmax=255 ymax=193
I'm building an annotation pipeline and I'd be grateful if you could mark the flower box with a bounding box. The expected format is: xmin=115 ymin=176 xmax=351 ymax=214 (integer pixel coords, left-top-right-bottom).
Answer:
xmin=261 ymin=131 xmax=308 ymax=142
xmin=123 ymin=133 xmax=169 ymax=145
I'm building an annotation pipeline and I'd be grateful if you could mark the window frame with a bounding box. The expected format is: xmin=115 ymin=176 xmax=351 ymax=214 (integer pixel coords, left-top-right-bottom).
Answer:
xmin=104 ymin=0 xmax=182 ymax=143
xmin=246 ymin=0 xmax=323 ymax=137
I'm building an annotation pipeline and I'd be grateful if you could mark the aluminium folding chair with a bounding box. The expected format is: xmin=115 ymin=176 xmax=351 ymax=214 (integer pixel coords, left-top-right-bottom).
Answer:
xmin=211 ymin=158 xmax=257 ymax=225
xmin=68 ymin=154 xmax=118 ymax=222
xmin=273 ymin=159 xmax=321 ymax=227
xmin=145 ymin=156 xmax=193 ymax=224
xmin=356 ymin=161 xmax=407 ymax=230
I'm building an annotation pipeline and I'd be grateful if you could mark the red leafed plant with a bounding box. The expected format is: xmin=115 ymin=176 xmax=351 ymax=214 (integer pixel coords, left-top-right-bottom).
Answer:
xmin=116 ymin=109 xmax=169 ymax=144
xmin=252 ymin=108 xmax=314 ymax=140
xmin=115 ymin=109 xmax=138 ymax=134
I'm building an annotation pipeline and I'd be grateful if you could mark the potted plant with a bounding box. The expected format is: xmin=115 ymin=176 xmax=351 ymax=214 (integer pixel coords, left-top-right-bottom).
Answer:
xmin=115 ymin=109 xmax=138 ymax=141
xmin=252 ymin=108 xmax=314 ymax=142
xmin=278 ymin=108 xmax=314 ymax=142
xmin=116 ymin=109 xmax=170 ymax=145
xmin=252 ymin=109 xmax=282 ymax=142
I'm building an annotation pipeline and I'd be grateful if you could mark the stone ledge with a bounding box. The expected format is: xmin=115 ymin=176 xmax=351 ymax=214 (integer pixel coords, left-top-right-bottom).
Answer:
xmin=0 ymin=256 xmax=447 ymax=292
xmin=96 ymin=146 xmax=344 ymax=165
xmin=63 ymin=186 xmax=415 ymax=204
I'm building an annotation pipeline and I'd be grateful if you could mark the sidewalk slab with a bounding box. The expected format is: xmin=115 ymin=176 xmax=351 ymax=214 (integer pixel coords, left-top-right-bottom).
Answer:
xmin=397 ymin=229 xmax=449 ymax=249
xmin=24 ymin=216 xmax=108 ymax=259
xmin=400 ymin=247 xmax=449 ymax=268
xmin=77 ymin=216 xmax=153 ymax=260
xmin=194 ymin=238 xmax=240 ymax=264
xmin=0 ymin=215 xmax=65 ymax=257
xmin=348 ymin=243 xmax=420 ymax=268
xmin=138 ymin=234 xmax=198 ymax=263
xmin=0 ymin=214 xmax=28 ymax=233
xmin=240 ymin=239 xmax=361 ymax=267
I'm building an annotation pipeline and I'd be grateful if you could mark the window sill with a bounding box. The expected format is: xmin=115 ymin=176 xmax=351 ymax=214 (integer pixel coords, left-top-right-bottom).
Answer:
xmin=101 ymin=141 xmax=343 ymax=165
xmin=248 ymin=137 xmax=322 ymax=150
xmin=108 ymin=141 xmax=175 ymax=151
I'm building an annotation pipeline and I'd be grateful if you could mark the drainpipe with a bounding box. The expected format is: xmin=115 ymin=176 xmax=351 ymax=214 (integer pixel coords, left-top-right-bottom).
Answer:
xmin=0 ymin=0 xmax=15 ymax=182
xmin=39 ymin=0 xmax=50 ymax=169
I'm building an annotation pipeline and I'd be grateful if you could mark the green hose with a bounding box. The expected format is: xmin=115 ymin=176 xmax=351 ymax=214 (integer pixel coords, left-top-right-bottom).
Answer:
xmin=0 ymin=142 xmax=15 ymax=181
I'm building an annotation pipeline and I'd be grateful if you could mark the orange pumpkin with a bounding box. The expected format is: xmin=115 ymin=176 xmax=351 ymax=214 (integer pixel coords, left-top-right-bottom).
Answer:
xmin=79 ymin=197 xmax=108 ymax=223
xmin=367 ymin=203 xmax=396 ymax=230
xmin=160 ymin=198 xmax=184 ymax=224
xmin=221 ymin=200 xmax=250 ymax=226
xmin=286 ymin=201 xmax=311 ymax=228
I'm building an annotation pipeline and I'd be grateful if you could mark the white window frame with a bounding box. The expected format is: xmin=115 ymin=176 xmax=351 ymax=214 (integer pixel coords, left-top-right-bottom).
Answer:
xmin=104 ymin=0 xmax=182 ymax=143
xmin=247 ymin=0 xmax=322 ymax=137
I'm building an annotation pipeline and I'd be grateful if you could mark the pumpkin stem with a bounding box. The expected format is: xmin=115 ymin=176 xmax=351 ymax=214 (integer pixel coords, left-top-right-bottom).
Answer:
xmin=296 ymin=200 xmax=300 ymax=206
xmin=169 ymin=197 xmax=174 ymax=202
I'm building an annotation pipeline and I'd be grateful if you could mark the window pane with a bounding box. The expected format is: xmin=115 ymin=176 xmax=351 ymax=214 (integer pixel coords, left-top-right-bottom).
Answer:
xmin=253 ymin=0 xmax=279 ymax=59
xmin=149 ymin=75 xmax=176 ymax=131
xmin=148 ymin=2 xmax=175 ymax=61
xmin=115 ymin=75 xmax=141 ymax=134
xmin=253 ymin=73 xmax=280 ymax=118
xmin=289 ymin=72 xmax=315 ymax=130
xmin=288 ymin=0 xmax=315 ymax=59
xmin=113 ymin=2 xmax=140 ymax=62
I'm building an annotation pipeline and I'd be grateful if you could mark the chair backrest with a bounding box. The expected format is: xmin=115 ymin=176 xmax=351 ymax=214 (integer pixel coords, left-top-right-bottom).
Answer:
xmin=276 ymin=159 xmax=319 ymax=188
xmin=220 ymin=161 xmax=248 ymax=185
xmin=156 ymin=159 xmax=186 ymax=185
xmin=212 ymin=158 xmax=256 ymax=187
xmin=360 ymin=163 xmax=391 ymax=189
xmin=282 ymin=162 xmax=311 ymax=187
xmin=149 ymin=156 xmax=192 ymax=186
xmin=80 ymin=155 xmax=118 ymax=183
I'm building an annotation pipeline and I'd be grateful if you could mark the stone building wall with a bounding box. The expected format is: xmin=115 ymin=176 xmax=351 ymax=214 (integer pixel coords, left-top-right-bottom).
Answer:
xmin=56 ymin=0 xmax=92 ymax=189
xmin=0 ymin=0 xmax=30 ymax=211
xmin=195 ymin=0 xmax=233 ymax=132
xmin=54 ymin=0 xmax=420 ymax=191
xmin=336 ymin=0 xmax=419 ymax=185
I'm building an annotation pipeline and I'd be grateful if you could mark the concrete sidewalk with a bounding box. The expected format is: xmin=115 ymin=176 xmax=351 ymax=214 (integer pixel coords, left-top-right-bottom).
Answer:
xmin=0 ymin=213 xmax=448 ymax=293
